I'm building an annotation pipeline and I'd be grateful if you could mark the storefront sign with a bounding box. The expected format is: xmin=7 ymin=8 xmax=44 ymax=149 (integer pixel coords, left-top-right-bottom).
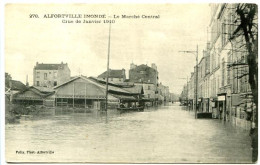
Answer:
xmin=218 ymin=95 xmax=225 ymax=101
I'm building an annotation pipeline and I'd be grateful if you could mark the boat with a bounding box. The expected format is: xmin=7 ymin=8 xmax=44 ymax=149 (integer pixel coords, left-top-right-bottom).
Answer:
xmin=117 ymin=106 xmax=144 ymax=112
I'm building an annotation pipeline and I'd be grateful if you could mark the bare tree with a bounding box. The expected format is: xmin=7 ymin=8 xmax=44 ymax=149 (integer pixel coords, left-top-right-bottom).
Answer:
xmin=231 ymin=3 xmax=258 ymax=163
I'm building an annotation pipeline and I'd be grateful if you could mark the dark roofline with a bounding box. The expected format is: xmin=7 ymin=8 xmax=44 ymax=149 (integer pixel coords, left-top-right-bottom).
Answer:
xmin=97 ymin=69 xmax=125 ymax=78
xmin=129 ymin=64 xmax=157 ymax=72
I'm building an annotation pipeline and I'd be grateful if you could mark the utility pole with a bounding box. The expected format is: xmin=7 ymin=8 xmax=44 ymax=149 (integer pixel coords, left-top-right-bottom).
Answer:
xmin=187 ymin=76 xmax=189 ymax=111
xmin=195 ymin=45 xmax=198 ymax=119
xmin=105 ymin=22 xmax=111 ymax=112
xmin=179 ymin=44 xmax=199 ymax=119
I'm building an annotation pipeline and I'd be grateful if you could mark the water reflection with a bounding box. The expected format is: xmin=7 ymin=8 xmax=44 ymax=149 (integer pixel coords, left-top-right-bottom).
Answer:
xmin=5 ymin=104 xmax=252 ymax=163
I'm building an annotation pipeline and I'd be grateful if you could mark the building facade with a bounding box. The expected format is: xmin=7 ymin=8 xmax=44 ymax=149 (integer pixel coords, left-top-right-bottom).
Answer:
xmin=129 ymin=63 xmax=159 ymax=105
xmin=158 ymin=82 xmax=170 ymax=104
xmin=33 ymin=62 xmax=71 ymax=88
xmin=181 ymin=4 xmax=257 ymax=130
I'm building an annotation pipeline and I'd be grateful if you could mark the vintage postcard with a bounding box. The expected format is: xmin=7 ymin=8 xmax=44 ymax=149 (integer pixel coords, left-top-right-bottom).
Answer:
xmin=2 ymin=2 xmax=258 ymax=164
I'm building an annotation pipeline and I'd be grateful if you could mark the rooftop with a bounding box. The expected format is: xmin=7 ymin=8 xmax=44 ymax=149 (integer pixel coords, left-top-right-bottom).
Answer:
xmin=34 ymin=62 xmax=68 ymax=70
xmin=98 ymin=69 xmax=125 ymax=78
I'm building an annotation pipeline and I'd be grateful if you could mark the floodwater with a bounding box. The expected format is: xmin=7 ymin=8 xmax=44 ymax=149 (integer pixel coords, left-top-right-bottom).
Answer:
xmin=5 ymin=103 xmax=252 ymax=163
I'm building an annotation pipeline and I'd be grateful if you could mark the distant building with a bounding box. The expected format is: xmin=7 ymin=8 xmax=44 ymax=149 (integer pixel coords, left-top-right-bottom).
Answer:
xmin=134 ymin=82 xmax=157 ymax=106
xmin=129 ymin=63 xmax=159 ymax=105
xmin=129 ymin=63 xmax=158 ymax=85
xmin=158 ymin=82 xmax=170 ymax=104
xmin=33 ymin=62 xmax=71 ymax=87
xmin=97 ymin=69 xmax=126 ymax=84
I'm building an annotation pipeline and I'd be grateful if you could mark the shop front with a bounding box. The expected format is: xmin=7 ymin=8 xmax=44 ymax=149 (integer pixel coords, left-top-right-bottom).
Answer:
xmin=217 ymin=94 xmax=226 ymax=120
xmin=202 ymin=98 xmax=210 ymax=112
xmin=210 ymin=97 xmax=218 ymax=118
xmin=198 ymin=97 xmax=203 ymax=112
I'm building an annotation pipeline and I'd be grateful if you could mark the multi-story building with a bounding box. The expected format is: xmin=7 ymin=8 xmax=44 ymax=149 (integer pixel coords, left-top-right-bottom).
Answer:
xmin=135 ymin=82 xmax=157 ymax=106
xmin=187 ymin=72 xmax=195 ymax=110
xmin=129 ymin=63 xmax=159 ymax=85
xmin=129 ymin=63 xmax=159 ymax=105
xmin=182 ymin=4 xmax=256 ymax=130
xmin=158 ymin=82 xmax=170 ymax=104
xmin=97 ymin=69 xmax=126 ymax=84
xmin=33 ymin=62 xmax=71 ymax=88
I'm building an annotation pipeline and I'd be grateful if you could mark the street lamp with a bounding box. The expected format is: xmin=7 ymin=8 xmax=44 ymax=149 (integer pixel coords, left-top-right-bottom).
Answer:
xmin=179 ymin=45 xmax=199 ymax=119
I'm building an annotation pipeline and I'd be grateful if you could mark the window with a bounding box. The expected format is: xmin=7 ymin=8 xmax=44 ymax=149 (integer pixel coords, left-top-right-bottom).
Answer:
xmin=119 ymin=78 xmax=121 ymax=82
xmin=44 ymin=73 xmax=47 ymax=80
xmin=54 ymin=72 xmax=57 ymax=78
xmin=36 ymin=72 xmax=40 ymax=78
xmin=36 ymin=81 xmax=39 ymax=86
xmin=110 ymin=78 xmax=113 ymax=81
xmin=148 ymin=86 xmax=151 ymax=90
xmin=148 ymin=94 xmax=150 ymax=99
xmin=49 ymin=72 xmax=51 ymax=74
xmin=54 ymin=81 xmax=57 ymax=86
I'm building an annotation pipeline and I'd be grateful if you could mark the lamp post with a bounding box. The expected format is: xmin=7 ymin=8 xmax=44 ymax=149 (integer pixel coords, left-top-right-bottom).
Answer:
xmin=179 ymin=45 xmax=199 ymax=119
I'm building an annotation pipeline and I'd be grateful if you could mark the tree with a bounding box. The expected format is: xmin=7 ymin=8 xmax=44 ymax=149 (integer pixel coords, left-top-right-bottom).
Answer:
xmin=231 ymin=3 xmax=258 ymax=162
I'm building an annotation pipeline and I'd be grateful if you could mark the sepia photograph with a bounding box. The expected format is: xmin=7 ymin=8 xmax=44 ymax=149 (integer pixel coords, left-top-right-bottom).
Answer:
xmin=2 ymin=2 xmax=258 ymax=164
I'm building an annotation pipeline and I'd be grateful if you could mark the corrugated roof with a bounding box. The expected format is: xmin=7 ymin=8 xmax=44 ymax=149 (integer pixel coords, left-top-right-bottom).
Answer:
xmin=98 ymin=69 xmax=125 ymax=78
xmin=31 ymin=86 xmax=54 ymax=93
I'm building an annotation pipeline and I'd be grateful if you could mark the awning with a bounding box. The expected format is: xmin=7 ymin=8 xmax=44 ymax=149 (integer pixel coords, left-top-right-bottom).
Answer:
xmin=111 ymin=94 xmax=136 ymax=101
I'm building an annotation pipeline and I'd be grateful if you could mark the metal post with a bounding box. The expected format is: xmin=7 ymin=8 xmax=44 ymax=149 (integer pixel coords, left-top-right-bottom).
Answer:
xmin=187 ymin=76 xmax=189 ymax=111
xmin=73 ymin=82 xmax=75 ymax=108
xmin=105 ymin=22 xmax=111 ymax=111
xmin=85 ymin=83 xmax=87 ymax=108
xmin=195 ymin=45 xmax=198 ymax=119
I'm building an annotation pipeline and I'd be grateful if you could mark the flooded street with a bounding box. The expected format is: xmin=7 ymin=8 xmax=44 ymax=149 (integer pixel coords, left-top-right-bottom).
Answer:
xmin=5 ymin=103 xmax=252 ymax=163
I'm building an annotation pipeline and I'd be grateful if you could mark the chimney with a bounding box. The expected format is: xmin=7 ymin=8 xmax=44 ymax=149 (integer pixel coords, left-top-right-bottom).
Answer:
xmin=151 ymin=63 xmax=157 ymax=70
xmin=26 ymin=75 xmax=29 ymax=86
xmin=130 ymin=63 xmax=136 ymax=69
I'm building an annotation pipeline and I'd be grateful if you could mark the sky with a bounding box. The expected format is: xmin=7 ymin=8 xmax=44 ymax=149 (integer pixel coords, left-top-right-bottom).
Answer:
xmin=5 ymin=4 xmax=211 ymax=94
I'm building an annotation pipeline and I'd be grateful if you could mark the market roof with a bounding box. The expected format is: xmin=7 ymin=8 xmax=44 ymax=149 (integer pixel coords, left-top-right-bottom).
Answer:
xmin=31 ymin=86 xmax=54 ymax=93
xmin=98 ymin=69 xmax=125 ymax=78
xmin=54 ymin=76 xmax=131 ymax=95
